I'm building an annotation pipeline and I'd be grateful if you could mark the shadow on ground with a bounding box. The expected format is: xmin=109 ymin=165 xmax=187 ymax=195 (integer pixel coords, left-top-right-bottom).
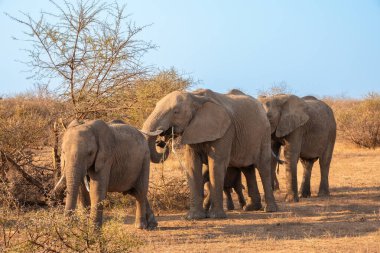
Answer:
xmin=116 ymin=185 xmax=380 ymax=242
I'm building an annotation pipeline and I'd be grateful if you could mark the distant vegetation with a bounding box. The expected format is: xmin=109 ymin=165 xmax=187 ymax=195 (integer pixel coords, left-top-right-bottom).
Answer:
xmin=326 ymin=92 xmax=380 ymax=149
xmin=1 ymin=0 xmax=379 ymax=251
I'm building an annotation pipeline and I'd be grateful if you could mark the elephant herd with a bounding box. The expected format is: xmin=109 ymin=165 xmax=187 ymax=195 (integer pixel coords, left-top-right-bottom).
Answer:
xmin=52 ymin=88 xmax=336 ymax=230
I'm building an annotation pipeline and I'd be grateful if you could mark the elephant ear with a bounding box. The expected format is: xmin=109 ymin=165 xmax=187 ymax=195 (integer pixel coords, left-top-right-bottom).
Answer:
xmin=275 ymin=95 xmax=309 ymax=138
xmin=181 ymin=101 xmax=231 ymax=145
xmin=90 ymin=120 xmax=115 ymax=172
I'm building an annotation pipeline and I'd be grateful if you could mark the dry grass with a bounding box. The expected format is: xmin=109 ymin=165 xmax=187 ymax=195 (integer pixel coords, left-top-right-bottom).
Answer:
xmin=129 ymin=140 xmax=380 ymax=252
xmin=2 ymin=140 xmax=380 ymax=252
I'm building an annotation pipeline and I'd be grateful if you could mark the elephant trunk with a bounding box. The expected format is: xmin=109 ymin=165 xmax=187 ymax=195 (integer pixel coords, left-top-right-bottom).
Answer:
xmin=147 ymin=135 xmax=169 ymax=163
xmin=64 ymin=166 xmax=85 ymax=215
xmin=142 ymin=114 xmax=170 ymax=164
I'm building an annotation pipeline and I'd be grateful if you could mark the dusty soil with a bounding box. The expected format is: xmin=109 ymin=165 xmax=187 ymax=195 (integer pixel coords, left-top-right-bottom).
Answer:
xmin=122 ymin=141 xmax=380 ymax=252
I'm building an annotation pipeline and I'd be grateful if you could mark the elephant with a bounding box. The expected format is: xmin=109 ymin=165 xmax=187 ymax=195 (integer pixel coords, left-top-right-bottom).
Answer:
xmin=203 ymin=166 xmax=246 ymax=211
xmin=53 ymin=119 xmax=157 ymax=229
xmin=142 ymin=88 xmax=277 ymax=219
xmin=258 ymin=94 xmax=336 ymax=202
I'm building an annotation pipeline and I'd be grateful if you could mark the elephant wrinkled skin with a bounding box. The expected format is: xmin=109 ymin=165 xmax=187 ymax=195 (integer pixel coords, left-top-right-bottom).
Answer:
xmin=53 ymin=119 xmax=157 ymax=229
xmin=259 ymin=95 xmax=336 ymax=202
xmin=142 ymin=89 xmax=277 ymax=219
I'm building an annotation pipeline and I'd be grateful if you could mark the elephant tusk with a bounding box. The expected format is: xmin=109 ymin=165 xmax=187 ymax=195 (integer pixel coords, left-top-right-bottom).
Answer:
xmin=84 ymin=175 xmax=90 ymax=192
xmin=140 ymin=129 xmax=164 ymax=136
xmin=271 ymin=150 xmax=285 ymax=165
xmin=52 ymin=174 xmax=65 ymax=193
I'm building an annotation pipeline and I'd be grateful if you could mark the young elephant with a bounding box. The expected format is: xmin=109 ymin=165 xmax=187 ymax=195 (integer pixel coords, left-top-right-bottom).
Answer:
xmin=259 ymin=95 xmax=336 ymax=202
xmin=53 ymin=119 xmax=157 ymax=229
xmin=203 ymin=166 xmax=246 ymax=211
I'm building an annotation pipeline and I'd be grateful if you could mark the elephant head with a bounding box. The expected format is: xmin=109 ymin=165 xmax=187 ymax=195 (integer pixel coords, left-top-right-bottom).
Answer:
xmin=60 ymin=119 xmax=114 ymax=213
xmin=142 ymin=90 xmax=231 ymax=163
xmin=259 ymin=94 xmax=309 ymax=138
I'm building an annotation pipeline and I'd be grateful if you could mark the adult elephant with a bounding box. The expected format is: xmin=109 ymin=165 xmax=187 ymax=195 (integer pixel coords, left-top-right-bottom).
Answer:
xmin=142 ymin=89 xmax=277 ymax=219
xmin=53 ymin=119 xmax=157 ymax=229
xmin=258 ymin=95 xmax=336 ymax=202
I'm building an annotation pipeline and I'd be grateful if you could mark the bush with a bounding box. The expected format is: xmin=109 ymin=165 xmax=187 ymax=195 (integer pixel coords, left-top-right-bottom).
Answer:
xmin=330 ymin=92 xmax=380 ymax=148
xmin=0 ymin=96 xmax=66 ymax=205
xmin=0 ymin=206 xmax=142 ymax=252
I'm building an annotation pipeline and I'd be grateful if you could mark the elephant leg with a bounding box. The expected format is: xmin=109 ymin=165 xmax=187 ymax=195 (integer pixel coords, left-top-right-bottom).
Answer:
xmin=88 ymin=169 xmax=109 ymax=228
xmin=299 ymin=159 xmax=315 ymax=198
xmin=283 ymin=140 xmax=301 ymax=202
xmin=185 ymin=146 xmax=206 ymax=220
xmin=224 ymin=167 xmax=237 ymax=211
xmin=241 ymin=166 xmax=262 ymax=211
xmin=257 ymin=154 xmax=278 ymax=212
xmin=224 ymin=187 xmax=234 ymax=211
xmin=206 ymin=154 xmax=227 ymax=218
xmin=203 ymin=181 xmax=211 ymax=211
xmin=233 ymin=173 xmax=246 ymax=209
xmin=145 ymin=198 xmax=157 ymax=229
xmin=318 ymin=143 xmax=334 ymax=197
xmin=132 ymin=155 xmax=155 ymax=229
xmin=271 ymin=142 xmax=282 ymax=191
xmin=131 ymin=189 xmax=148 ymax=229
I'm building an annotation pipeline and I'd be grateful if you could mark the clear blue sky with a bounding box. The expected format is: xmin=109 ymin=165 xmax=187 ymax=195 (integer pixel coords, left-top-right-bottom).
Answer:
xmin=1 ymin=0 xmax=379 ymax=98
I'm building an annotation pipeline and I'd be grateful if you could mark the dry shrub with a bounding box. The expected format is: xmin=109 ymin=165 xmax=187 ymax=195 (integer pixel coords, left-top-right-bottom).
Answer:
xmin=0 ymin=96 xmax=66 ymax=205
xmin=328 ymin=93 xmax=380 ymax=148
xmin=148 ymin=145 xmax=190 ymax=211
xmin=104 ymin=166 xmax=190 ymax=212
xmin=0 ymin=206 xmax=142 ymax=253
xmin=122 ymin=68 xmax=193 ymax=127
xmin=149 ymin=169 xmax=190 ymax=211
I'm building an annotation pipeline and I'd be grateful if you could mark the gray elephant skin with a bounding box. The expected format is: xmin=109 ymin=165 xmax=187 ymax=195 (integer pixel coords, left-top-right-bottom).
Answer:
xmin=259 ymin=95 xmax=336 ymax=202
xmin=142 ymin=89 xmax=277 ymax=219
xmin=203 ymin=166 xmax=246 ymax=211
xmin=54 ymin=119 xmax=157 ymax=229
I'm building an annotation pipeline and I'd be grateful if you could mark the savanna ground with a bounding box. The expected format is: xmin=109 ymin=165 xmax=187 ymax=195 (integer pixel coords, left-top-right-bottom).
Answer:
xmin=123 ymin=139 xmax=380 ymax=252
xmin=1 ymin=137 xmax=380 ymax=253
xmin=1 ymin=129 xmax=380 ymax=252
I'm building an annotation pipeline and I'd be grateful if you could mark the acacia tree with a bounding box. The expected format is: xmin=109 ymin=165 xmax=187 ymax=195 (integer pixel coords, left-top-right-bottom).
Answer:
xmin=9 ymin=0 xmax=154 ymax=118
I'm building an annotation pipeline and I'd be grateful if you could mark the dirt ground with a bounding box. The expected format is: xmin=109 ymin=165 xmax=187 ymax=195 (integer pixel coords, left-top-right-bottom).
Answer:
xmin=119 ymin=141 xmax=380 ymax=252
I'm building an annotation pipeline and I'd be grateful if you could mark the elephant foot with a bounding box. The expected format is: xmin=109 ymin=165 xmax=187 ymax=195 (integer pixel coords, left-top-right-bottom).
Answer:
xmin=186 ymin=209 xmax=207 ymax=220
xmin=264 ymin=202 xmax=278 ymax=212
xmin=285 ymin=193 xmax=299 ymax=203
xmin=135 ymin=219 xmax=148 ymax=229
xmin=299 ymin=189 xmax=311 ymax=198
xmin=207 ymin=208 xmax=227 ymax=219
xmin=243 ymin=201 xmax=262 ymax=211
xmin=317 ymin=189 xmax=330 ymax=197
xmin=147 ymin=214 xmax=158 ymax=229
xmin=226 ymin=200 xmax=235 ymax=211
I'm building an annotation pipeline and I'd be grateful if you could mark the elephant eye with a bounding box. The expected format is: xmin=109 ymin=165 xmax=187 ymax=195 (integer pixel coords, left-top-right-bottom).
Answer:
xmin=173 ymin=109 xmax=180 ymax=114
